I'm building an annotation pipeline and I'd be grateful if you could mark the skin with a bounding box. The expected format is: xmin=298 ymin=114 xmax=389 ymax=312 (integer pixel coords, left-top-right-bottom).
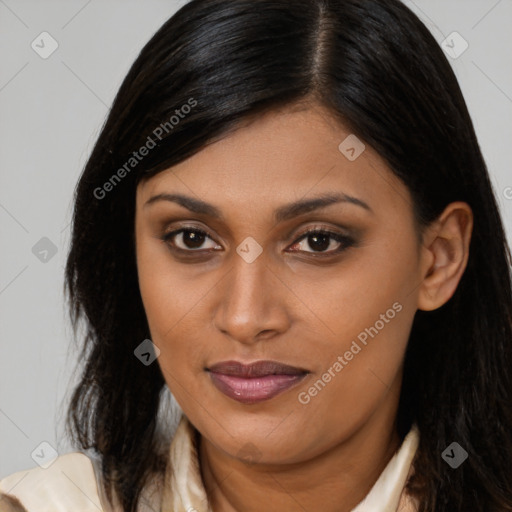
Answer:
xmin=135 ymin=102 xmax=473 ymax=512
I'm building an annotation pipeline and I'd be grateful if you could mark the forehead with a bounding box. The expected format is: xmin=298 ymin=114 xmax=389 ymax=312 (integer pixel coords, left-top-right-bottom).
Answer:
xmin=136 ymin=105 xmax=408 ymax=217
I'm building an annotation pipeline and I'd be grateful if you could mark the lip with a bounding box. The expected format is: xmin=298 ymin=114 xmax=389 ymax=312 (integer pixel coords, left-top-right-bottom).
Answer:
xmin=206 ymin=360 xmax=309 ymax=404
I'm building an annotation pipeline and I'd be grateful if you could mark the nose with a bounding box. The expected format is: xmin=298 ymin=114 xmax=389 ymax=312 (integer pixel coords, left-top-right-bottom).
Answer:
xmin=213 ymin=251 xmax=291 ymax=346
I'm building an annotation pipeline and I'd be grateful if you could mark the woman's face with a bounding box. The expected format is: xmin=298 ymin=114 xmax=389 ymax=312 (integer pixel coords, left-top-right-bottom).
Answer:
xmin=135 ymin=104 xmax=428 ymax=464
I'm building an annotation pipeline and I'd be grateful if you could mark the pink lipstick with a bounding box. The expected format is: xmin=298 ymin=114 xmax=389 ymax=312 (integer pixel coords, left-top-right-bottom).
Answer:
xmin=206 ymin=360 xmax=309 ymax=404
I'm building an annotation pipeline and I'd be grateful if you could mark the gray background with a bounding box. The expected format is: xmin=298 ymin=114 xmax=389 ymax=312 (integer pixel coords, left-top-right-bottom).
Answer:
xmin=1 ymin=0 xmax=511 ymax=478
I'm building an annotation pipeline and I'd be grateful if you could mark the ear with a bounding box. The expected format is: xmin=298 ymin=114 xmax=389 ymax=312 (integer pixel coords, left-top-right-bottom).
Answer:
xmin=417 ymin=201 xmax=473 ymax=312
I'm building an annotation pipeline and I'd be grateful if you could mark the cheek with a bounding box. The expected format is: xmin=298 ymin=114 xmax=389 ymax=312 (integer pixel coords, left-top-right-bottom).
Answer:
xmin=296 ymin=228 xmax=418 ymax=353
xmin=292 ymin=233 xmax=418 ymax=416
xmin=136 ymin=227 xmax=194 ymax=332
xmin=135 ymin=234 xmax=212 ymax=383
xmin=136 ymin=239 xmax=173 ymax=330
xmin=291 ymin=300 xmax=414 ymax=458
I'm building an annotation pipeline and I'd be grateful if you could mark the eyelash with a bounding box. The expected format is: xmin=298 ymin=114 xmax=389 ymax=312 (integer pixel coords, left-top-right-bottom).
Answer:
xmin=160 ymin=225 xmax=355 ymax=258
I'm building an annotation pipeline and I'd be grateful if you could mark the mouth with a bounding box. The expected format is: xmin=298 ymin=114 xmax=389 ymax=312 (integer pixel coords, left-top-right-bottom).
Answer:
xmin=206 ymin=360 xmax=310 ymax=404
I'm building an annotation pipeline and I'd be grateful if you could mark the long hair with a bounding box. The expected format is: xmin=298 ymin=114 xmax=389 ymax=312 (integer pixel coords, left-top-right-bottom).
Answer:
xmin=64 ymin=0 xmax=512 ymax=510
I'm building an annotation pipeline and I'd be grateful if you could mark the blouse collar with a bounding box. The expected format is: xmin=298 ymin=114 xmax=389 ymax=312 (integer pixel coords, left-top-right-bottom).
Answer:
xmin=160 ymin=415 xmax=420 ymax=512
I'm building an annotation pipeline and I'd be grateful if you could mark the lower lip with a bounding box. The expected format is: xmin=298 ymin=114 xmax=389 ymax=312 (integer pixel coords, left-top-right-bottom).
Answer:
xmin=208 ymin=372 xmax=307 ymax=404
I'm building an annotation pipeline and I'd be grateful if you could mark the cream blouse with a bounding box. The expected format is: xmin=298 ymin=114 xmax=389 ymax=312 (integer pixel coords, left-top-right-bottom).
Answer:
xmin=0 ymin=415 xmax=420 ymax=511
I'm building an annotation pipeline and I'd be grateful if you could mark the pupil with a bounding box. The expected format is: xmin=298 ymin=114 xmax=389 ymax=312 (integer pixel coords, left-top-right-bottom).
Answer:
xmin=184 ymin=230 xmax=205 ymax=249
xmin=309 ymin=233 xmax=330 ymax=252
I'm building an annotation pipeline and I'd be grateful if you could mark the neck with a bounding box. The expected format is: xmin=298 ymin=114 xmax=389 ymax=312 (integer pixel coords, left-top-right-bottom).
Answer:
xmin=198 ymin=376 xmax=403 ymax=512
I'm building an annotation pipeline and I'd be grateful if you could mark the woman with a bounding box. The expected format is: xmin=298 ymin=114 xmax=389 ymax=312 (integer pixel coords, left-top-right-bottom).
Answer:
xmin=1 ymin=0 xmax=511 ymax=510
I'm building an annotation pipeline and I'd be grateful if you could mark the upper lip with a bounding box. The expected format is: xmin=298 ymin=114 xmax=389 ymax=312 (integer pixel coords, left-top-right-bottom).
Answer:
xmin=207 ymin=360 xmax=309 ymax=378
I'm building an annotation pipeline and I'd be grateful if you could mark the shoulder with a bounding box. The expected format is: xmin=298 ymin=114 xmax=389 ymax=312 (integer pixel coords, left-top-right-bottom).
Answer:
xmin=0 ymin=452 xmax=105 ymax=511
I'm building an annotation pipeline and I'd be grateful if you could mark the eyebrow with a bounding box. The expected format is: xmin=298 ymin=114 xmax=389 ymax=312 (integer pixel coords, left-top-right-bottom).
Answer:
xmin=144 ymin=191 xmax=372 ymax=222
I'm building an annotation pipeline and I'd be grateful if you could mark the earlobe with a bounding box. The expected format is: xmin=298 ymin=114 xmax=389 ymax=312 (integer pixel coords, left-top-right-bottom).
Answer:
xmin=417 ymin=202 xmax=473 ymax=312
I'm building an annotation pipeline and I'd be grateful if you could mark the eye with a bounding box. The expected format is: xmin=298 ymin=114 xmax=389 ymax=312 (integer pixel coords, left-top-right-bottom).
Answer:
xmin=161 ymin=225 xmax=355 ymax=257
xmin=288 ymin=227 xmax=355 ymax=256
xmin=162 ymin=228 xmax=221 ymax=252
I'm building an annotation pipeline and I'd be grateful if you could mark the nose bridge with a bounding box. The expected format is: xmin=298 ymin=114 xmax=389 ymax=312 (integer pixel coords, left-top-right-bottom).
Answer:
xmin=213 ymin=247 xmax=287 ymax=342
